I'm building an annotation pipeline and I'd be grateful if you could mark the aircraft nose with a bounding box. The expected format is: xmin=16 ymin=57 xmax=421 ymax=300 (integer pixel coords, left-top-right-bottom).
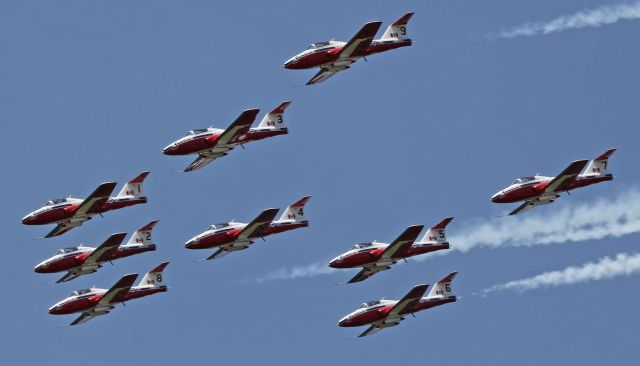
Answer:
xmin=162 ymin=143 xmax=177 ymax=155
xmin=48 ymin=303 xmax=62 ymax=314
xmin=337 ymin=316 xmax=349 ymax=327
xmin=34 ymin=262 xmax=47 ymax=273
xmin=21 ymin=213 xmax=36 ymax=225
xmin=184 ymin=239 xmax=197 ymax=249
xmin=283 ymin=56 xmax=299 ymax=69
xmin=491 ymin=192 xmax=504 ymax=203
xmin=328 ymin=256 xmax=342 ymax=268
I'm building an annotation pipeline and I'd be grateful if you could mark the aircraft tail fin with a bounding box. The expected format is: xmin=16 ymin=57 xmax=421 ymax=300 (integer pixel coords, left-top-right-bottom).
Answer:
xmin=126 ymin=220 xmax=158 ymax=246
xmin=257 ymin=101 xmax=292 ymax=128
xmin=278 ymin=195 xmax=311 ymax=222
xmin=581 ymin=148 xmax=616 ymax=177
xmin=427 ymin=271 xmax=458 ymax=298
xmin=381 ymin=12 xmax=414 ymax=40
xmin=416 ymin=217 xmax=453 ymax=245
xmin=117 ymin=171 xmax=150 ymax=197
xmin=138 ymin=262 xmax=169 ymax=288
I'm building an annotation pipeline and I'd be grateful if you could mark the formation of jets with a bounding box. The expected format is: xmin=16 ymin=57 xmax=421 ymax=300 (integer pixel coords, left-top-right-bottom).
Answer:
xmin=20 ymin=12 xmax=618 ymax=337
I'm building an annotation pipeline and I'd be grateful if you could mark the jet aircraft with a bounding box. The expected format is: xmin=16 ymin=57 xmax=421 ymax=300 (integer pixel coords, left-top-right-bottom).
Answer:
xmin=338 ymin=272 xmax=458 ymax=337
xmin=283 ymin=12 xmax=414 ymax=85
xmin=48 ymin=262 xmax=169 ymax=326
xmin=330 ymin=218 xmax=453 ymax=283
xmin=35 ymin=221 xmax=158 ymax=283
xmin=491 ymin=149 xmax=616 ymax=215
xmin=185 ymin=196 xmax=310 ymax=260
xmin=22 ymin=172 xmax=149 ymax=238
xmin=163 ymin=102 xmax=292 ymax=172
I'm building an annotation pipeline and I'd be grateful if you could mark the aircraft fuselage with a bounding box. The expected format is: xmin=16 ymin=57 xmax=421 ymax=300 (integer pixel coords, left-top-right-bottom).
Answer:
xmin=338 ymin=296 xmax=456 ymax=327
xmin=163 ymin=127 xmax=288 ymax=156
xmin=329 ymin=242 xmax=449 ymax=269
xmin=48 ymin=286 xmax=167 ymax=315
xmin=184 ymin=220 xmax=308 ymax=250
xmin=491 ymin=174 xmax=613 ymax=204
xmin=22 ymin=196 xmax=147 ymax=226
xmin=284 ymin=39 xmax=412 ymax=70
xmin=34 ymin=244 xmax=156 ymax=274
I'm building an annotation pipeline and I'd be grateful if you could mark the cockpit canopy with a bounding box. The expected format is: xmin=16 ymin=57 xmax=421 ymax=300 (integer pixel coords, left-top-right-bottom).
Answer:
xmin=306 ymin=41 xmax=331 ymax=50
xmin=352 ymin=242 xmax=373 ymax=250
xmin=209 ymin=222 xmax=230 ymax=230
xmin=512 ymin=176 xmax=536 ymax=185
xmin=70 ymin=289 xmax=92 ymax=297
xmin=57 ymin=247 xmax=78 ymax=255
xmin=45 ymin=198 xmax=69 ymax=206
xmin=187 ymin=128 xmax=210 ymax=136
xmin=359 ymin=300 xmax=382 ymax=309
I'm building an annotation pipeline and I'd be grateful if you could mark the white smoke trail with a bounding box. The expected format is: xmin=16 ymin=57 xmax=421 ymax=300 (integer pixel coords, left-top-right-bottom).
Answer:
xmin=256 ymin=261 xmax=335 ymax=283
xmin=480 ymin=252 xmax=640 ymax=295
xmin=439 ymin=188 xmax=640 ymax=256
xmin=258 ymin=189 xmax=640 ymax=282
xmin=499 ymin=1 xmax=640 ymax=38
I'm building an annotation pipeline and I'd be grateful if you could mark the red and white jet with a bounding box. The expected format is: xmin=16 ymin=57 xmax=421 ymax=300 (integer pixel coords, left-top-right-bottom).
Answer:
xmin=491 ymin=149 xmax=616 ymax=215
xmin=48 ymin=262 xmax=169 ymax=326
xmin=283 ymin=12 xmax=414 ymax=85
xmin=163 ymin=102 xmax=292 ymax=172
xmin=330 ymin=218 xmax=453 ymax=283
xmin=35 ymin=221 xmax=158 ymax=283
xmin=22 ymin=172 xmax=149 ymax=238
xmin=338 ymin=272 xmax=458 ymax=337
xmin=185 ymin=196 xmax=310 ymax=260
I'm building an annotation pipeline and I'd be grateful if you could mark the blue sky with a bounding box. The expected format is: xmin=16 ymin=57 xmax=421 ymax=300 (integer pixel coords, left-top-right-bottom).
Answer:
xmin=1 ymin=0 xmax=639 ymax=365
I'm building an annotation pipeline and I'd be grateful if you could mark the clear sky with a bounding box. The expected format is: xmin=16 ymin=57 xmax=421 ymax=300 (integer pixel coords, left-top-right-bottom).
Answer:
xmin=1 ymin=1 xmax=639 ymax=365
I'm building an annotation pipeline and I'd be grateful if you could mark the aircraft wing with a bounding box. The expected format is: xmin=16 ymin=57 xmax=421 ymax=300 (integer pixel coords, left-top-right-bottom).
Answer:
xmin=339 ymin=21 xmax=382 ymax=59
xmin=347 ymin=265 xmax=388 ymax=283
xmin=206 ymin=244 xmax=251 ymax=260
xmin=44 ymin=182 xmax=117 ymax=238
xmin=379 ymin=225 xmax=424 ymax=260
xmin=57 ymin=271 xmax=83 ymax=283
xmin=306 ymin=68 xmax=340 ymax=85
xmin=68 ymin=274 xmax=137 ymax=326
xmin=236 ymin=208 xmax=280 ymax=241
xmin=214 ymin=109 xmax=260 ymax=147
xmin=387 ymin=284 xmax=429 ymax=318
xmin=76 ymin=182 xmax=118 ymax=216
xmin=358 ymin=324 xmax=388 ymax=337
xmin=45 ymin=222 xmax=83 ymax=238
xmin=99 ymin=273 xmax=138 ymax=305
xmin=183 ymin=151 xmax=229 ymax=172
xmin=508 ymin=200 xmax=542 ymax=216
xmin=356 ymin=286 xmax=427 ymax=336
xmin=70 ymin=311 xmax=100 ymax=326
xmin=84 ymin=232 xmax=127 ymax=264
xmin=544 ymin=160 xmax=589 ymax=194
